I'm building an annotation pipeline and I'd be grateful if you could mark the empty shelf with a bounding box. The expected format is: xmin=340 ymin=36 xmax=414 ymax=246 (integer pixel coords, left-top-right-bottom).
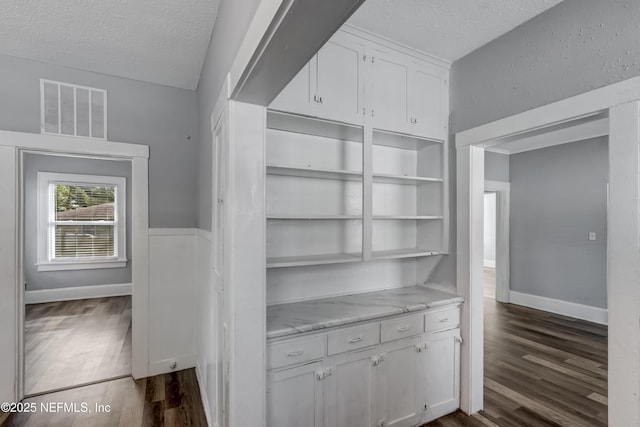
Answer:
xmin=267 ymin=164 xmax=363 ymax=181
xmin=373 ymin=215 xmax=443 ymax=220
xmin=267 ymin=215 xmax=362 ymax=220
xmin=372 ymin=249 xmax=442 ymax=260
xmin=373 ymin=173 xmax=443 ymax=185
xmin=267 ymin=253 xmax=362 ymax=268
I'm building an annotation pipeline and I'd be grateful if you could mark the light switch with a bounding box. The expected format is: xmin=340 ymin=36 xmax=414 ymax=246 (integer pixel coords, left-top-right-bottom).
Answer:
xmin=589 ymin=232 xmax=596 ymax=241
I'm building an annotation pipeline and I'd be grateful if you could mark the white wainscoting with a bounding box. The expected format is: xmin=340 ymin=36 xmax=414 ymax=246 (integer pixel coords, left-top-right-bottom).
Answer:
xmin=194 ymin=228 xmax=217 ymax=427
xmin=148 ymin=228 xmax=198 ymax=376
xmin=509 ymin=291 xmax=608 ymax=325
xmin=25 ymin=283 xmax=132 ymax=304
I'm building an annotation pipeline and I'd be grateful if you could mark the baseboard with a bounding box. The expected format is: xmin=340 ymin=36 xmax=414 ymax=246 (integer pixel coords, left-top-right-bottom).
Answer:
xmin=149 ymin=354 xmax=197 ymax=377
xmin=195 ymin=362 xmax=213 ymax=427
xmin=25 ymin=283 xmax=132 ymax=304
xmin=484 ymin=260 xmax=496 ymax=268
xmin=509 ymin=291 xmax=608 ymax=325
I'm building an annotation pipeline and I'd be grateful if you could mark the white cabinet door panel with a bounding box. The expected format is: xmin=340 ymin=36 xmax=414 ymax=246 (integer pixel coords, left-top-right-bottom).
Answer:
xmin=316 ymin=38 xmax=364 ymax=124
xmin=371 ymin=51 xmax=410 ymax=133
xmin=270 ymin=61 xmax=314 ymax=116
xmin=409 ymin=66 xmax=445 ymax=140
xmin=382 ymin=338 xmax=422 ymax=427
xmin=267 ymin=361 xmax=324 ymax=427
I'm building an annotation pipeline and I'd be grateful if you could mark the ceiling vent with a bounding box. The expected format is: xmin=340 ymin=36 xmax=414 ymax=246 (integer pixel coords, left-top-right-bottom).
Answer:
xmin=40 ymin=79 xmax=107 ymax=140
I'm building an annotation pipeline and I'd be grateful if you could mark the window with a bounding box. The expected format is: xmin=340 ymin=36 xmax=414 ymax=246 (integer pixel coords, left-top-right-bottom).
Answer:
xmin=40 ymin=79 xmax=107 ymax=139
xmin=37 ymin=172 xmax=126 ymax=271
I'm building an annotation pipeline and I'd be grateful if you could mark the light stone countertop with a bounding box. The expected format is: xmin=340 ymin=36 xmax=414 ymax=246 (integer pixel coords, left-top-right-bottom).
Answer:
xmin=267 ymin=285 xmax=464 ymax=339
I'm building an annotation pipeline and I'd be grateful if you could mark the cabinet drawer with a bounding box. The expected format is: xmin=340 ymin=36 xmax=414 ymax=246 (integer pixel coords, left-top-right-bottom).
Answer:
xmin=327 ymin=324 xmax=380 ymax=356
xmin=380 ymin=314 xmax=423 ymax=343
xmin=425 ymin=306 xmax=460 ymax=333
xmin=268 ymin=335 xmax=326 ymax=370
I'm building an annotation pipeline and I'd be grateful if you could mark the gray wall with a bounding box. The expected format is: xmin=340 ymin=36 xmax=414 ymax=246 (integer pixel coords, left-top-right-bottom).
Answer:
xmin=197 ymin=0 xmax=262 ymax=231
xmin=510 ymin=138 xmax=608 ymax=308
xmin=24 ymin=153 xmax=132 ymax=291
xmin=0 ymin=54 xmax=199 ymax=228
xmin=485 ymin=152 xmax=509 ymax=183
xmin=431 ymin=0 xmax=640 ymax=287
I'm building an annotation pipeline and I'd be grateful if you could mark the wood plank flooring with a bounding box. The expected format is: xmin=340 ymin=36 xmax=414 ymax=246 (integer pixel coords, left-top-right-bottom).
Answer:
xmin=1 ymin=369 xmax=207 ymax=427
xmin=425 ymin=270 xmax=608 ymax=426
xmin=25 ymin=296 xmax=132 ymax=395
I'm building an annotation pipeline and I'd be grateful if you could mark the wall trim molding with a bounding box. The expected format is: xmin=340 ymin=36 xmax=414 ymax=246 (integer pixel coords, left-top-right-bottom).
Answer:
xmin=195 ymin=363 xmax=214 ymax=427
xmin=25 ymin=283 xmax=132 ymax=304
xmin=509 ymin=291 xmax=608 ymax=325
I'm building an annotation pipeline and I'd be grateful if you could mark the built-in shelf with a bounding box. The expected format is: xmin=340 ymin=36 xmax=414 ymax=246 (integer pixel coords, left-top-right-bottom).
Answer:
xmin=267 ymin=164 xmax=363 ymax=181
xmin=267 ymin=253 xmax=362 ymax=268
xmin=373 ymin=215 xmax=443 ymax=220
xmin=267 ymin=215 xmax=362 ymax=220
xmin=268 ymin=110 xmax=363 ymax=143
xmin=372 ymin=248 xmax=442 ymax=260
xmin=373 ymin=128 xmax=442 ymax=150
xmin=372 ymin=173 xmax=442 ymax=185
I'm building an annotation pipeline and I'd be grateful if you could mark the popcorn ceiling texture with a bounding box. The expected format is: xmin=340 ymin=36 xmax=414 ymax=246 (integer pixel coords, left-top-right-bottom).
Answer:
xmin=0 ymin=0 xmax=219 ymax=90
xmin=348 ymin=0 xmax=563 ymax=62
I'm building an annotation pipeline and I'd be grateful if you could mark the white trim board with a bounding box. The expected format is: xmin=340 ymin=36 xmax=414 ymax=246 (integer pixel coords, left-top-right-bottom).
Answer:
xmin=149 ymin=354 xmax=197 ymax=377
xmin=509 ymin=291 xmax=608 ymax=325
xmin=25 ymin=283 xmax=132 ymax=305
xmin=195 ymin=363 xmax=213 ymax=427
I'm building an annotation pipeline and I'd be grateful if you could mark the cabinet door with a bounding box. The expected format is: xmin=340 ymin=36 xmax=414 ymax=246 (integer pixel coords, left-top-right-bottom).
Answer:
xmin=380 ymin=338 xmax=422 ymax=427
xmin=323 ymin=349 xmax=377 ymax=427
xmin=408 ymin=65 xmax=445 ymax=140
xmin=267 ymin=362 xmax=323 ymax=427
xmin=269 ymin=61 xmax=315 ymax=116
xmin=315 ymin=35 xmax=364 ymax=124
xmin=417 ymin=329 xmax=461 ymax=422
xmin=370 ymin=50 xmax=410 ymax=133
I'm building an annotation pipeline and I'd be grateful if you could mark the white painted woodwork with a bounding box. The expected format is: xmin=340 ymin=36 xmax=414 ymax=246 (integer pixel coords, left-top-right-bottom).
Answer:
xmin=408 ymin=64 xmax=446 ymax=140
xmin=608 ymin=101 xmax=640 ymax=425
xmin=269 ymin=63 xmax=314 ymax=117
xmin=419 ymin=329 xmax=461 ymax=422
xmin=323 ymin=348 xmax=377 ymax=427
xmin=267 ymin=361 xmax=324 ymax=427
xmin=0 ymin=145 xmax=17 ymax=404
xmin=266 ymin=305 xmax=462 ymax=426
xmin=370 ymin=49 xmax=410 ymax=132
xmin=148 ymin=229 xmax=198 ymax=376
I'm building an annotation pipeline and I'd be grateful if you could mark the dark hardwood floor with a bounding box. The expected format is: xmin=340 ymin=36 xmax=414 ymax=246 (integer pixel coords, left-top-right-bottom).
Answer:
xmin=1 ymin=369 xmax=207 ymax=427
xmin=25 ymin=296 xmax=132 ymax=395
xmin=425 ymin=270 xmax=608 ymax=426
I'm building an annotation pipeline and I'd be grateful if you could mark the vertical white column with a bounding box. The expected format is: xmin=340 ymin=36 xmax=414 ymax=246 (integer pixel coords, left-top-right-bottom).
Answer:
xmin=608 ymin=101 xmax=640 ymax=426
xmin=362 ymin=124 xmax=373 ymax=261
xmin=227 ymin=100 xmax=267 ymax=427
xmin=0 ymin=145 xmax=17 ymax=403
xmin=456 ymin=143 xmax=484 ymax=414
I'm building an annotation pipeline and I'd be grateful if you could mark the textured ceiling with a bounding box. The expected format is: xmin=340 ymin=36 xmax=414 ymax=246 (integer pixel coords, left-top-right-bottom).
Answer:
xmin=349 ymin=0 xmax=564 ymax=62
xmin=0 ymin=0 xmax=219 ymax=90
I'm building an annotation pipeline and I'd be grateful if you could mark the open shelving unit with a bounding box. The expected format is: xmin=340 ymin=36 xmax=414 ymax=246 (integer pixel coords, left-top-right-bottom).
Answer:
xmin=265 ymin=111 xmax=448 ymax=268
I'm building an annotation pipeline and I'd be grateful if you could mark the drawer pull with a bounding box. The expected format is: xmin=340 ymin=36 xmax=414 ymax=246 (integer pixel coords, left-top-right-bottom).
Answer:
xmin=287 ymin=349 xmax=304 ymax=357
xmin=439 ymin=317 xmax=449 ymax=323
xmin=348 ymin=335 xmax=364 ymax=344
xmin=397 ymin=325 xmax=410 ymax=332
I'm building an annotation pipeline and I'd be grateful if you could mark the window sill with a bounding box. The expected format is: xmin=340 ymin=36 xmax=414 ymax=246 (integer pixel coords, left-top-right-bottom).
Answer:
xmin=36 ymin=259 xmax=127 ymax=272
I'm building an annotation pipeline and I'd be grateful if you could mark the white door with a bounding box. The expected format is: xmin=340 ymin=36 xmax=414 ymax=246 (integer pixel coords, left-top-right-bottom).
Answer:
xmin=370 ymin=50 xmax=410 ymax=133
xmin=267 ymin=362 xmax=324 ymax=427
xmin=315 ymin=35 xmax=364 ymax=124
xmin=419 ymin=329 xmax=461 ymax=422
xmin=408 ymin=65 xmax=444 ymax=140
xmin=381 ymin=338 xmax=422 ymax=427
xmin=323 ymin=349 xmax=377 ymax=427
xmin=212 ymin=113 xmax=228 ymax=427
xmin=269 ymin=61 xmax=315 ymax=116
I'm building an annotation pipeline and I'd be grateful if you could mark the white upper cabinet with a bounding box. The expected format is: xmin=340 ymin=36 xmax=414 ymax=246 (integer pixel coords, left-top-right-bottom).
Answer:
xmin=408 ymin=64 xmax=447 ymax=140
xmin=315 ymin=34 xmax=365 ymax=124
xmin=270 ymin=33 xmax=365 ymax=125
xmin=369 ymin=49 xmax=410 ymax=133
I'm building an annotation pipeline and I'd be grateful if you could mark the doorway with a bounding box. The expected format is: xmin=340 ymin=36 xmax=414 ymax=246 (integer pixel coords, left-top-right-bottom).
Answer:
xmin=483 ymin=192 xmax=496 ymax=300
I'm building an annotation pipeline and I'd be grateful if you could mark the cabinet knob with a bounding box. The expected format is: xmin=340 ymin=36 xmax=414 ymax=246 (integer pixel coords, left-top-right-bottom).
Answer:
xmin=348 ymin=335 xmax=364 ymax=344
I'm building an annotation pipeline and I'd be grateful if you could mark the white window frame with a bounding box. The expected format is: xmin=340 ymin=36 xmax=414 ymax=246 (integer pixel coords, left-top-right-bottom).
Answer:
xmin=36 ymin=172 xmax=127 ymax=271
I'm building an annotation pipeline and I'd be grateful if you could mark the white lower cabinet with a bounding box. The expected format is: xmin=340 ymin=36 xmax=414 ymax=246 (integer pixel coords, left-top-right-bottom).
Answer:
xmin=417 ymin=328 xmax=461 ymax=422
xmin=266 ymin=306 xmax=461 ymax=427
xmin=267 ymin=361 xmax=324 ymax=427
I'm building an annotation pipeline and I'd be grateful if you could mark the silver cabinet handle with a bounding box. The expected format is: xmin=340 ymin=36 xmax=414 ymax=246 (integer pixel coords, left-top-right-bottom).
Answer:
xmin=397 ymin=325 xmax=410 ymax=332
xmin=287 ymin=349 xmax=304 ymax=357
xmin=348 ymin=335 xmax=364 ymax=344
xmin=439 ymin=317 xmax=449 ymax=323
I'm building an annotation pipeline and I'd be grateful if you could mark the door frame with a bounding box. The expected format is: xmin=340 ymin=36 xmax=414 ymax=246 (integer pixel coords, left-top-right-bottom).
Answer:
xmin=484 ymin=180 xmax=510 ymax=303
xmin=455 ymin=76 xmax=640 ymax=426
xmin=0 ymin=130 xmax=149 ymax=403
